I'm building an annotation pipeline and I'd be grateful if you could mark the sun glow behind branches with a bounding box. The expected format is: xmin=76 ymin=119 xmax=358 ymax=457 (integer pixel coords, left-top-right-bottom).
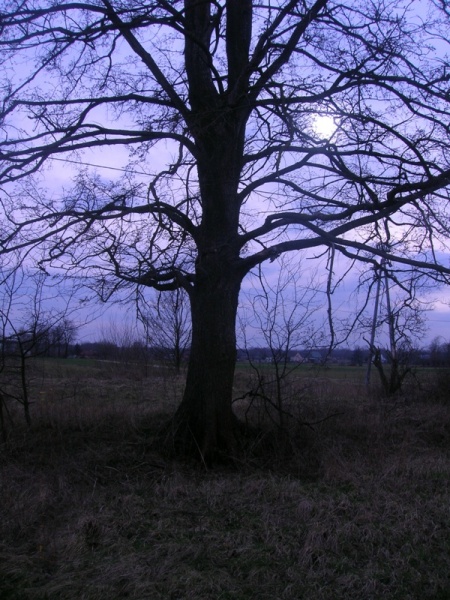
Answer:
xmin=313 ymin=115 xmax=337 ymax=139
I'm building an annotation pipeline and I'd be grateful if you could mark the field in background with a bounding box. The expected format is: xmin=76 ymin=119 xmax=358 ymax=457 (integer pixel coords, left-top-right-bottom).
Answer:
xmin=1 ymin=358 xmax=449 ymax=599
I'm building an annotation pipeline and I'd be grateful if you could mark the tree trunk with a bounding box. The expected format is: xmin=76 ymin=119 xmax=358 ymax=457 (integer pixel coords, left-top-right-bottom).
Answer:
xmin=176 ymin=0 xmax=251 ymax=463
xmin=172 ymin=265 xmax=242 ymax=464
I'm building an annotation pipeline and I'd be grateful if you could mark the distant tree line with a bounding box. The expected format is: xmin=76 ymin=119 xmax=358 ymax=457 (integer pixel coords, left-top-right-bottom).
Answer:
xmin=1 ymin=319 xmax=78 ymax=359
xmin=70 ymin=341 xmax=450 ymax=368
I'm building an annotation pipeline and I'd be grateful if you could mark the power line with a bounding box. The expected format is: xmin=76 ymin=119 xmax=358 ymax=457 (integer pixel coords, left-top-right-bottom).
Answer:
xmin=49 ymin=156 xmax=152 ymax=177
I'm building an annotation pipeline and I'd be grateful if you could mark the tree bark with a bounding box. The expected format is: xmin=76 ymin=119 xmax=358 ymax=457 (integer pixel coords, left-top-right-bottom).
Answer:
xmin=172 ymin=260 xmax=242 ymax=464
xmin=168 ymin=1 xmax=253 ymax=463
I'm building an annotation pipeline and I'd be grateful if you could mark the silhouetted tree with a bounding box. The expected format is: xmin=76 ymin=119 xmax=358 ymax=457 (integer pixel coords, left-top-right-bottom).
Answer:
xmin=429 ymin=337 xmax=450 ymax=368
xmin=361 ymin=262 xmax=430 ymax=394
xmin=239 ymin=256 xmax=322 ymax=430
xmin=0 ymin=267 xmax=81 ymax=426
xmin=1 ymin=1 xmax=450 ymax=460
xmin=139 ymin=288 xmax=191 ymax=372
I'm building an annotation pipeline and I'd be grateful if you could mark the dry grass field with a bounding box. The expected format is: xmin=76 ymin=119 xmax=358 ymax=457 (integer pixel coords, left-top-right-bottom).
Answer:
xmin=1 ymin=359 xmax=449 ymax=599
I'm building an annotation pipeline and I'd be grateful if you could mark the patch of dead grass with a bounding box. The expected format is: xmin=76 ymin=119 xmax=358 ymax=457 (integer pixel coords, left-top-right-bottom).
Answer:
xmin=1 ymin=362 xmax=449 ymax=599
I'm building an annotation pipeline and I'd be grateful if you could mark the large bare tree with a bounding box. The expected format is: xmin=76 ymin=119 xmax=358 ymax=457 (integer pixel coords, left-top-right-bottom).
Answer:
xmin=1 ymin=0 xmax=450 ymax=460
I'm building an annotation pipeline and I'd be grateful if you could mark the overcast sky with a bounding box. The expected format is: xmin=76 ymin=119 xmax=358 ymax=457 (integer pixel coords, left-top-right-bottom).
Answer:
xmin=2 ymin=0 xmax=449 ymax=350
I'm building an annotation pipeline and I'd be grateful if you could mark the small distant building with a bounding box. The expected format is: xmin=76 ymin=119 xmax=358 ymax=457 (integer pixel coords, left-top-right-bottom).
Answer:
xmin=308 ymin=350 xmax=323 ymax=364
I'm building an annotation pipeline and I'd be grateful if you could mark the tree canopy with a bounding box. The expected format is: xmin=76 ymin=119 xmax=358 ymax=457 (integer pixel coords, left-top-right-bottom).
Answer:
xmin=1 ymin=0 xmax=449 ymax=279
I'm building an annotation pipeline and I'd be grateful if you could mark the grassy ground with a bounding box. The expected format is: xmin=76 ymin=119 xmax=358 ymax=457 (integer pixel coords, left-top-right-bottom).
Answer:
xmin=1 ymin=359 xmax=449 ymax=599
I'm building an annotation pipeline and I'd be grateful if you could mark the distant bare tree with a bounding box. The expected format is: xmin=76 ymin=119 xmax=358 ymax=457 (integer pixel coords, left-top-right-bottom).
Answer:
xmin=239 ymin=256 xmax=323 ymax=430
xmin=0 ymin=267 xmax=81 ymax=427
xmin=48 ymin=319 xmax=78 ymax=358
xmin=360 ymin=260 xmax=430 ymax=394
xmin=138 ymin=289 xmax=191 ymax=372
xmin=97 ymin=317 xmax=150 ymax=371
xmin=429 ymin=337 xmax=450 ymax=368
